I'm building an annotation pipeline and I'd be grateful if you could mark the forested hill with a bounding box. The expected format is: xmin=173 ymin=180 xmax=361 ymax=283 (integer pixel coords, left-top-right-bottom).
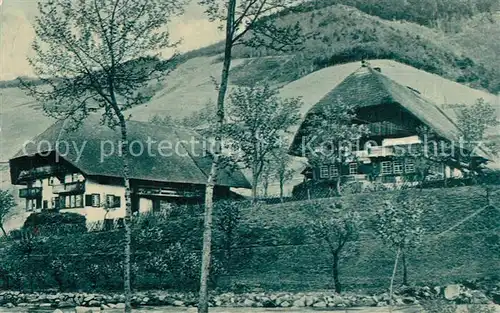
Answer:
xmin=178 ymin=2 xmax=500 ymax=94
xmin=285 ymin=0 xmax=499 ymax=27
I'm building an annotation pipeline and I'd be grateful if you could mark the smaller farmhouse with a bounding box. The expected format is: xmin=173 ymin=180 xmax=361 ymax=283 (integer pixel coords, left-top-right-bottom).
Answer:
xmin=9 ymin=116 xmax=250 ymax=221
xmin=289 ymin=63 xmax=490 ymax=190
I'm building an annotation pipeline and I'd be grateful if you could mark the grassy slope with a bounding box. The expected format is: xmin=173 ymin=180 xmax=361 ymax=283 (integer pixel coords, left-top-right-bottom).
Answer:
xmin=7 ymin=186 xmax=499 ymax=291
xmin=2 ymin=5 xmax=500 ymax=227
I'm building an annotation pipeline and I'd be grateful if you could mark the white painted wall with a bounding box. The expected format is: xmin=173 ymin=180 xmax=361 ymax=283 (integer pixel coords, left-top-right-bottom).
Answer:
xmin=139 ymin=198 xmax=153 ymax=214
xmin=64 ymin=178 xmax=127 ymax=222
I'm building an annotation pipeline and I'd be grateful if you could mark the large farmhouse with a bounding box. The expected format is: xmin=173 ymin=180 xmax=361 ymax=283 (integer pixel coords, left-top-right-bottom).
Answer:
xmin=9 ymin=116 xmax=250 ymax=221
xmin=289 ymin=63 xmax=491 ymax=189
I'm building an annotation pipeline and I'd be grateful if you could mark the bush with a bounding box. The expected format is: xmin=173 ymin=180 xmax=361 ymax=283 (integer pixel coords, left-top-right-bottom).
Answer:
xmin=23 ymin=211 xmax=87 ymax=236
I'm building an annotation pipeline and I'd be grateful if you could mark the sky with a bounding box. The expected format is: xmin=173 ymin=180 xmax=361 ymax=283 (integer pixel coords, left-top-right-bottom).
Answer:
xmin=0 ymin=0 xmax=224 ymax=81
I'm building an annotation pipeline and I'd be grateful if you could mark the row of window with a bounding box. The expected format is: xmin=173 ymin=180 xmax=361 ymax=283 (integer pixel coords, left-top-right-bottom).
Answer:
xmin=319 ymin=159 xmax=417 ymax=179
xmin=320 ymin=163 xmax=358 ymax=179
xmin=26 ymin=194 xmax=122 ymax=211
xmin=380 ymin=160 xmax=415 ymax=175
xmin=48 ymin=173 xmax=85 ymax=186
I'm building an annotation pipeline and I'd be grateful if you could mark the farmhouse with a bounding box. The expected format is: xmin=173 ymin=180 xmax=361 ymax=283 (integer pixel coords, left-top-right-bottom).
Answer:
xmin=289 ymin=63 xmax=490 ymax=189
xmin=9 ymin=116 xmax=250 ymax=221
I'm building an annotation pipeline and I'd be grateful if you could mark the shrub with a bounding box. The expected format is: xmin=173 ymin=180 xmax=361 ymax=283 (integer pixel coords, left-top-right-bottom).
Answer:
xmin=23 ymin=211 xmax=87 ymax=236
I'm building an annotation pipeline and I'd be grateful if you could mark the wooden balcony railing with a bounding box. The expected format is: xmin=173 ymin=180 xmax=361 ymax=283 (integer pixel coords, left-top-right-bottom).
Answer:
xmin=19 ymin=187 xmax=42 ymax=198
xmin=52 ymin=181 xmax=85 ymax=194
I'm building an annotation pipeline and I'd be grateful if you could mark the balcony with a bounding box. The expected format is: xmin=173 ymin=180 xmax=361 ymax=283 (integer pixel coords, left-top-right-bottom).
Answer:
xmin=19 ymin=187 xmax=42 ymax=198
xmin=52 ymin=182 xmax=85 ymax=195
xmin=17 ymin=165 xmax=65 ymax=181
xmin=367 ymin=146 xmax=395 ymax=157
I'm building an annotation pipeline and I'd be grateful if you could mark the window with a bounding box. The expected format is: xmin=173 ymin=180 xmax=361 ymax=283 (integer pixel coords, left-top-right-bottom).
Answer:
xmin=430 ymin=162 xmax=444 ymax=174
xmin=49 ymin=177 xmax=55 ymax=186
xmin=75 ymin=194 xmax=83 ymax=208
xmin=72 ymin=173 xmax=79 ymax=182
xmin=106 ymin=194 xmax=115 ymax=208
xmin=320 ymin=165 xmax=329 ymax=179
xmin=349 ymin=163 xmax=358 ymax=175
xmin=405 ymin=159 xmax=415 ymax=173
xmin=92 ymin=194 xmax=101 ymax=207
xmin=329 ymin=165 xmax=339 ymax=177
xmin=381 ymin=161 xmax=392 ymax=175
xmin=70 ymin=195 xmax=76 ymax=208
xmin=393 ymin=160 xmax=404 ymax=174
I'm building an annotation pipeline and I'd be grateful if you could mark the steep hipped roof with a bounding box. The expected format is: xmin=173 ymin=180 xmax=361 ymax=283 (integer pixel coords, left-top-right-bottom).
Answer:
xmin=10 ymin=116 xmax=251 ymax=189
xmin=289 ymin=66 xmax=467 ymax=157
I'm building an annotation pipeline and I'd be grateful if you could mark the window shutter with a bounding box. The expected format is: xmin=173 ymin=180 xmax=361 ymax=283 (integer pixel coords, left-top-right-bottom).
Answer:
xmin=114 ymin=196 xmax=121 ymax=208
xmin=85 ymin=195 xmax=93 ymax=207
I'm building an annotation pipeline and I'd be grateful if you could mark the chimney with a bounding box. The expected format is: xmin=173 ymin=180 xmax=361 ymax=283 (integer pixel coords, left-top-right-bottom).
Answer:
xmin=373 ymin=67 xmax=381 ymax=72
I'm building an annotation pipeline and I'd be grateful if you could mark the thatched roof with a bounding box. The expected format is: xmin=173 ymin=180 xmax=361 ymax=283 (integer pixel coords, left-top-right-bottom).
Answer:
xmin=289 ymin=66 xmax=476 ymax=157
xmin=10 ymin=116 xmax=251 ymax=189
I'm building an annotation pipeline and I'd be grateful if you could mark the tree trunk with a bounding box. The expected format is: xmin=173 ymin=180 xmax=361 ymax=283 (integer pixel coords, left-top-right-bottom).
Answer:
xmin=332 ymin=252 xmax=342 ymax=293
xmin=263 ymin=176 xmax=269 ymax=198
xmin=389 ymin=247 xmax=401 ymax=313
xmin=402 ymin=250 xmax=408 ymax=286
xmin=0 ymin=225 xmax=7 ymax=237
xmin=198 ymin=180 xmax=215 ymax=313
xmin=279 ymin=179 xmax=284 ymax=203
xmin=252 ymin=174 xmax=259 ymax=203
xmin=118 ymin=119 xmax=133 ymax=313
xmin=198 ymin=1 xmax=236 ymax=312
xmin=336 ymin=178 xmax=342 ymax=196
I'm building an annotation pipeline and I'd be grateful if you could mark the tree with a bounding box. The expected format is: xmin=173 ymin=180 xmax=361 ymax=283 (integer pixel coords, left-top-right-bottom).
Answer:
xmin=21 ymin=1 xmax=185 ymax=311
xmin=457 ymin=98 xmax=499 ymax=174
xmin=375 ymin=192 xmax=425 ymax=309
xmin=0 ymin=190 xmax=16 ymax=237
xmin=307 ymin=201 xmax=361 ymax=293
xmin=457 ymin=98 xmax=500 ymax=203
xmin=263 ymin=144 xmax=295 ymax=202
xmin=196 ymin=0 xmax=308 ymax=310
xmin=303 ymin=97 xmax=370 ymax=195
xmin=223 ymin=84 xmax=301 ymax=201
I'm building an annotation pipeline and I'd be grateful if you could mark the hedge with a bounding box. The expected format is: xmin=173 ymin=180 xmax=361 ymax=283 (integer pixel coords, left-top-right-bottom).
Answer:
xmin=0 ymin=186 xmax=498 ymax=293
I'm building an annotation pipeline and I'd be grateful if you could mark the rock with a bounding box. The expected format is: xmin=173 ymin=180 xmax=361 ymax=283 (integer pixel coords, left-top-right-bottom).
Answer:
xmin=313 ymin=301 xmax=327 ymax=308
xmin=304 ymin=296 xmax=315 ymax=307
xmin=53 ymin=310 xmax=64 ymax=313
xmin=292 ymin=297 xmax=306 ymax=307
xmin=4 ymin=303 xmax=15 ymax=308
xmin=88 ymin=300 xmax=100 ymax=307
xmin=173 ymin=300 xmax=184 ymax=307
xmin=280 ymin=301 xmax=291 ymax=307
xmin=402 ymin=296 xmax=417 ymax=304
xmin=243 ymin=299 xmax=255 ymax=307
xmin=115 ymin=303 xmax=126 ymax=309
xmin=444 ymin=284 xmax=462 ymax=300
xmin=58 ymin=301 xmax=76 ymax=308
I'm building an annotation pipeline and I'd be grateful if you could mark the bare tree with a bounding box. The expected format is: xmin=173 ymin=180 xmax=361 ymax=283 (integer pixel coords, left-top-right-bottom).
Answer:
xmin=21 ymin=0 xmax=186 ymax=311
xmin=223 ymin=84 xmax=301 ymax=202
xmin=375 ymin=192 xmax=425 ymax=310
xmin=307 ymin=201 xmax=361 ymax=293
xmin=0 ymin=190 xmax=16 ymax=237
xmin=196 ymin=1 xmax=309 ymax=310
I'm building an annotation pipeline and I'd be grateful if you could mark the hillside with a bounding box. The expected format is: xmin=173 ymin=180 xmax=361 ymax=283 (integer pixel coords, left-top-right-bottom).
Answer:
xmin=1 ymin=4 xmax=500 ymax=229
xmin=175 ymin=4 xmax=500 ymax=94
